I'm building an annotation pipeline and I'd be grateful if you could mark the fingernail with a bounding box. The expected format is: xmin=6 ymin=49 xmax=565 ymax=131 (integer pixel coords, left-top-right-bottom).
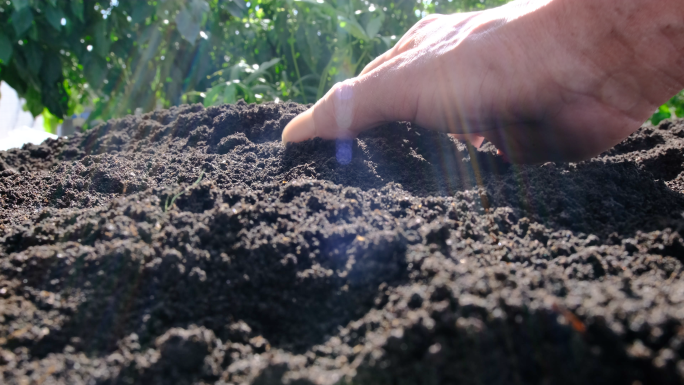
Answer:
xmin=282 ymin=109 xmax=316 ymax=143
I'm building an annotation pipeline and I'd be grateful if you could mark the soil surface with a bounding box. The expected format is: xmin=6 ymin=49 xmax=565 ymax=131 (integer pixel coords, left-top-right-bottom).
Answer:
xmin=2 ymin=101 xmax=684 ymax=385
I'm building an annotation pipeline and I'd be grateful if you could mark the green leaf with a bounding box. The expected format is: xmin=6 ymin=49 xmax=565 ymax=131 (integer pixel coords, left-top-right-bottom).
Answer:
xmin=175 ymin=0 xmax=209 ymax=44
xmin=380 ymin=36 xmax=393 ymax=48
xmin=304 ymin=25 xmax=322 ymax=68
xmin=365 ymin=13 xmax=385 ymax=39
xmin=338 ymin=15 xmax=368 ymax=40
xmin=203 ymin=83 xmax=224 ymax=107
xmin=41 ymin=82 xmax=69 ymax=118
xmin=131 ymin=1 xmax=154 ymax=24
xmin=234 ymin=82 xmax=255 ymax=102
xmin=226 ymin=0 xmax=246 ymax=18
xmin=669 ymin=92 xmax=684 ymax=118
xmin=94 ymin=21 xmax=112 ymax=58
xmin=651 ymin=104 xmax=671 ymax=126
xmin=71 ymin=0 xmax=84 ymax=22
xmin=12 ymin=0 xmax=29 ymax=11
xmin=0 ymin=33 xmax=13 ymax=64
xmin=84 ymin=56 xmax=107 ymax=90
xmin=40 ymin=54 xmax=62 ymax=84
xmin=24 ymin=85 xmax=44 ymax=116
xmin=191 ymin=1 xmax=211 ymax=20
xmin=43 ymin=107 xmax=62 ymax=134
xmin=3 ymin=69 xmax=27 ymax=98
xmin=137 ymin=24 xmax=156 ymax=46
xmin=250 ymin=84 xmax=275 ymax=94
xmin=229 ymin=62 xmax=245 ymax=82
xmin=243 ymin=58 xmax=280 ymax=84
xmin=675 ymin=105 xmax=684 ymax=118
xmin=175 ymin=9 xmax=200 ymax=44
xmin=45 ymin=6 xmax=65 ymax=30
xmin=294 ymin=0 xmax=337 ymax=17
xmin=223 ymin=83 xmax=237 ymax=104
xmin=11 ymin=50 xmax=38 ymax=90
xmin=12 ymin=7 xmax=34 ymax=37
xmin=28 ymin=24 xmax=39 ymax=41
xmin=156 ymin=0 xmax=182 ymax=19
xmin=24 ymin=43 xmax=44 ymax=76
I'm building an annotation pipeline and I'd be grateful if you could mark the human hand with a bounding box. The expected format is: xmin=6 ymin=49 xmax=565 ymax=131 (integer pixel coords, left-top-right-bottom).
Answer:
xmin=282 ymin=0 xmax=684 ymax=163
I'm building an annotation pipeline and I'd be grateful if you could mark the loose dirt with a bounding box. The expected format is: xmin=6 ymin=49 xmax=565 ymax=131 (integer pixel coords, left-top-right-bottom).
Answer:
xmin=2 ymin=101 xmax=684 ymax=384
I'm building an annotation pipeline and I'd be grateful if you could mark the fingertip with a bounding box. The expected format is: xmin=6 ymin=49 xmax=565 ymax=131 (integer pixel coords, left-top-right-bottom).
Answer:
xmin=283 ymin=66 xmax=401 ymax=144
xmin=469 ymin=135 xmax=485 ymax=149
xmin=282 ymin=80 xmax=358 ymax=144
xmin=282 ymin=108 xmax=316 ymax=144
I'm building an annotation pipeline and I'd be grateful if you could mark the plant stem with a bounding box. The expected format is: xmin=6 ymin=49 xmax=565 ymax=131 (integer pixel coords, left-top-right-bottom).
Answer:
xmin=352 ymin=50 xmax=369 ymax=75
xmin=317 ymin=50 xmax=336 ymax=100
xmin=164 ymin=170 xmax=205 ymax=212
xmin=289 ymin=39 xmax=308 ymax=104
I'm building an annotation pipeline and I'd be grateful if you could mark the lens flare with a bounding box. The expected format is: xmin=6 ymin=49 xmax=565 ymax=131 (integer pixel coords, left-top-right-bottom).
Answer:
xmin=334 ymin=82 xmax=354 ymax=134
xmin=336 ymin=139 xmax=353 ymax=165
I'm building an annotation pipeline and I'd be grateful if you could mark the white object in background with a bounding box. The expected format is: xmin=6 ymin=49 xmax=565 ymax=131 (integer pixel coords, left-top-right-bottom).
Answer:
xmin=0 ymin=81 xmax=46 ymax=148
xmin=0 ymin=126 xmax=58 ymax=151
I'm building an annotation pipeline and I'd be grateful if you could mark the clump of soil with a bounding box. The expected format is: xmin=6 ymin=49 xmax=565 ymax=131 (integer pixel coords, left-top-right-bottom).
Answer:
xmin=2 ymin=100 xmax=684 ymax=385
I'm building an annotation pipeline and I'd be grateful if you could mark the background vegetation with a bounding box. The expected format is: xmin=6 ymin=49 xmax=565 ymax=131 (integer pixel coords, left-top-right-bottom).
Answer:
xmin=0 ymin=0 xmax=681 ymax=131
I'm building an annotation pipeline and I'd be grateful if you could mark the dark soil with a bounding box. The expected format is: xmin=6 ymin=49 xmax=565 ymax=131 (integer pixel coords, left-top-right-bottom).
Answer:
xmin=2 ymin=100 xmax=684 ymax=385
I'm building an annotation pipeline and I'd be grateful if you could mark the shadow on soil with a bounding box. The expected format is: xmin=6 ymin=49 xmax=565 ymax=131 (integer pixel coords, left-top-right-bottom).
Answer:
xmin=282 ymin=128 xmax=684 ymax=239
xmin=26 ymin=224 xmax=411 ymax=360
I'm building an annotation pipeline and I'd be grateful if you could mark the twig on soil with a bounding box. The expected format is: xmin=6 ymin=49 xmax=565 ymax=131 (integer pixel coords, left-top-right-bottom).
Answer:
xmin=164 ymin=170 xmax=205 ymax=212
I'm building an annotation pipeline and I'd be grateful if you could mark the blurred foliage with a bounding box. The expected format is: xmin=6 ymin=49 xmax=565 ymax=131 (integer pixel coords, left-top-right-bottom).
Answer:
xmin=0 ymin=0 xmax=678 ymax=130
xmin=651 ymin=91 xmax=684 ymax=126
xmin=0 ymin=0 xmax=509 ymax=128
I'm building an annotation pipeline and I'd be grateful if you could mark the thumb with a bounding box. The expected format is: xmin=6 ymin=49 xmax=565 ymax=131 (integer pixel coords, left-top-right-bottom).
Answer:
xmin=281 ymin=65 xmax=416 ymax=143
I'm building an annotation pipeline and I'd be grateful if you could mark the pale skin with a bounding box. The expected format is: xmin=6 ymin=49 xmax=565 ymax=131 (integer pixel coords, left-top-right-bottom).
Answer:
xmin=281 ymin=0 xmax=684 ymax=164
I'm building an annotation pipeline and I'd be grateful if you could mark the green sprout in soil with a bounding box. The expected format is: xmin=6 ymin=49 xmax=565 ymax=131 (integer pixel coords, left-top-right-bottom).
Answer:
xmin=164 ymin=170 xmax=205 ymax=212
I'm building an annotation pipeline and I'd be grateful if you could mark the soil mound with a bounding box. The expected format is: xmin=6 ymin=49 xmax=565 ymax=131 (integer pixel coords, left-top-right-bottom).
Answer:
xmin=2 ymin=101 xmax=684 ymax=384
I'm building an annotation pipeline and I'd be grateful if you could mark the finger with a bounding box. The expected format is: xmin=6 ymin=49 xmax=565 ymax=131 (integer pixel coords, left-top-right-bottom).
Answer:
xmin=361 ymin=12 xmax=482 ymax=77
xmin=359 ymin=50 xmax=395 ymax=76
xmin=360 ymin=14 xmax=444 ymax=76
xmin=282 ymin=58 xmax=419 ymax=143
